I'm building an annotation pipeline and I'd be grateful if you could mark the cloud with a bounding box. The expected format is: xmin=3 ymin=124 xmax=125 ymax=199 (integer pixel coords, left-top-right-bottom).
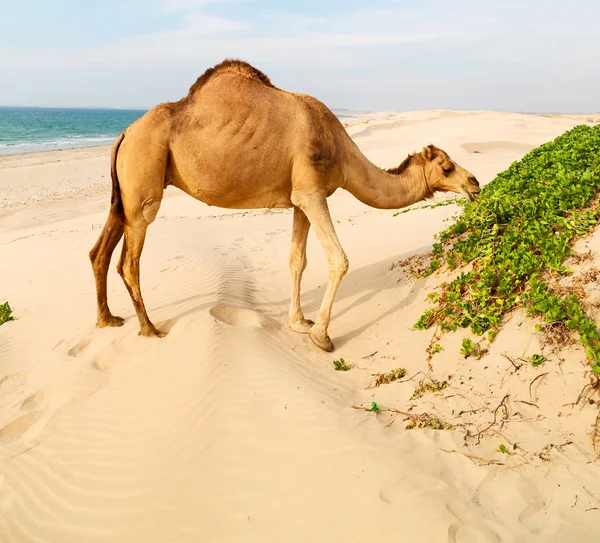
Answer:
xmin=2 ymin=1 xmax=599 ymax=111
xmin=183 ymin=12 xmax=248 ymax=33
xmin=161 ymin=0 xmax=245 ymax=13
xmin=1 ymin=7 xmax=491 ymax=71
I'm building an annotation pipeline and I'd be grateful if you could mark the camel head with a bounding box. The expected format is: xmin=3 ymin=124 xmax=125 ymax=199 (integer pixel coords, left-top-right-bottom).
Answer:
xmin=420 ymin=145 xmax=481 ymax=201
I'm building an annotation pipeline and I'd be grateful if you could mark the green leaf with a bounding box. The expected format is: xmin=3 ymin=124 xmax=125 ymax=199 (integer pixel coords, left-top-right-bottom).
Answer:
xmin=333 ymin=358 xmax=351 ymax=371
xmin=530 ymin=354 xmax=546 ymax=367
xmin=0 ymin=302 xmax=14 ymax=326
xmin=367 ymin=401 xmax=381 ymax=413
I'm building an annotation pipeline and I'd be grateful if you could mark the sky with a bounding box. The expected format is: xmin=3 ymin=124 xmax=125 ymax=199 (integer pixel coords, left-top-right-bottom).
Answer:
xmin=1 ymin=0 xmax=599 ymax=112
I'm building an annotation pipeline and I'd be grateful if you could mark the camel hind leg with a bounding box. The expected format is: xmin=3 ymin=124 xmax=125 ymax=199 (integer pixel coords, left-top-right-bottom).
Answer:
xmin=110 ymin=112 xmax=170 ymax=337
xmin=89 ymin=211 xmax=125 ymax=328
xmin=116 ymin=196 xmax=165 ymax=338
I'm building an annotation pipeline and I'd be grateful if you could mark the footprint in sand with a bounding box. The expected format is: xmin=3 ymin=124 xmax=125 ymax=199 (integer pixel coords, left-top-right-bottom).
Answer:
xmin=0 ymin=411 xmax=44 ymax=439
xmin=264 ymin=231 xmax=280 ymax=243
xmin=0 ymin=373 xmax=29 ymax=390
xmin=209 ymin=306 xmax=263 ymax=327
xmin=209 ymin=306 xmax=282 ymax=331
xmin=20 ymin=391 xmax=45 ymax=411
xmin=379 ymin=473 xmax=449 ymax=505
xmin=68 ymin=337 xmax=92 ymax=357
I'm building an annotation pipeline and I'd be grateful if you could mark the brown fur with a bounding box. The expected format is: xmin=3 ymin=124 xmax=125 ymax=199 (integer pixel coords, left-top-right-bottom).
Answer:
xmin=294 ymin=94 xmax=342 ymax=173
xmin=89 ymin=59 xmax=480 ymax=351
xmin=188 ymin=59 xmax=275 ymax=97
xmin=386 ymin=152 xmax=426 ymax=175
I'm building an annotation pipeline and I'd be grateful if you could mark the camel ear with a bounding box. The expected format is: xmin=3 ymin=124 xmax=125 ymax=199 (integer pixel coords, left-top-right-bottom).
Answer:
xmin=422 ymin=146 xmax=434 ymax=161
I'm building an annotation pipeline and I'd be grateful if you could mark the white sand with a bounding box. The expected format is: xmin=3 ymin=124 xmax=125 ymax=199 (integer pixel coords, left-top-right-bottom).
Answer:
xmin=1 ymin=110 xmax=600 ymax=542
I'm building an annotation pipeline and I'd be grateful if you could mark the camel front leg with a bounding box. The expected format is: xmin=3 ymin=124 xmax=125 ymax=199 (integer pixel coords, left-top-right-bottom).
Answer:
xmin=288 ymin=206 xmax=314 ymax=334
xmin=291 ymin=192 xmax=348 ymax=352
xmin=89 ymin=211 xmax=125 ymax=328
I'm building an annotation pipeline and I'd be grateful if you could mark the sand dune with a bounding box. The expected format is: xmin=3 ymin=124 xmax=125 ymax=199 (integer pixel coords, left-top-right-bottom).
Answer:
xmin=1 ymin=111 xmax=600 ymax=542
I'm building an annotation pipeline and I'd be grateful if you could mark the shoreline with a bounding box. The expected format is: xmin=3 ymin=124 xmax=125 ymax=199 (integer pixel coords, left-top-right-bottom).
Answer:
xmin=0 ymin=143 xmax=112 ymax=162
xmin=0 ymin=141 xmax=115 ymax=158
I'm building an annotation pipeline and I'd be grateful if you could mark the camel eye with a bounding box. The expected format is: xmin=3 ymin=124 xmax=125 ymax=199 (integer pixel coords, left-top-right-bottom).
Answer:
xmin=442 ymin=165 xmax=453 ymax=174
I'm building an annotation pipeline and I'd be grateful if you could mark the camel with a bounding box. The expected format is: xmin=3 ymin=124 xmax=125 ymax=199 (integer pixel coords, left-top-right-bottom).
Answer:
xmin=89 ymin=59 xmax=480 ymax=352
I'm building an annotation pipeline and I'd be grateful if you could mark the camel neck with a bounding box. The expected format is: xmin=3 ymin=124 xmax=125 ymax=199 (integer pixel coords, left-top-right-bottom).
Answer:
xmin=341 ymin=145 xmax=431 ymax=210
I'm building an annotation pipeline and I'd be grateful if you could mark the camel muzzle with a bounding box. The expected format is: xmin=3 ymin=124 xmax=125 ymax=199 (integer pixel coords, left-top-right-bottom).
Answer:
xmin=462 ymin=185 xmax=481 ymax=201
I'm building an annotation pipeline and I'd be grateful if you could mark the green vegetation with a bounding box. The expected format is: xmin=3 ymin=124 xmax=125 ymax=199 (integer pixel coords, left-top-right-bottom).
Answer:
xmin=460 ymin=338 xmax=485 ymax=359
xmin=393 ymin=198 xmax=460 ymax=216
xmin=460 ymin=338 xmax=475 ymax=357
xmin=414 ymin=124 xmax=600 ymax=375
xmin=0 ymin=302 xmax=14 ymax=326
xmin=530 ymin=354 xmax=546 ymax=367
xmin=366 ymin=401 xmax=381 ymax=412
xmin=496 ymin=444 xmax=514 ymax=455
xmin=333 ymin=357 xmax=351 ymax=371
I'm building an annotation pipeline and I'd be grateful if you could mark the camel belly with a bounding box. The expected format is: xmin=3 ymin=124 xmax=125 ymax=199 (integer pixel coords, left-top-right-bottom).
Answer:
xmin=168 ymin=165 xmax=294 ymax=209
xmin=179 ymin=185 xmax=294 ymax=209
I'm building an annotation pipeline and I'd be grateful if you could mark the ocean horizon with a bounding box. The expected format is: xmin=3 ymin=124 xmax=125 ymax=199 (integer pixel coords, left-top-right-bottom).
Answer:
xmin=0 ymin=106 xmax=356 ymax=156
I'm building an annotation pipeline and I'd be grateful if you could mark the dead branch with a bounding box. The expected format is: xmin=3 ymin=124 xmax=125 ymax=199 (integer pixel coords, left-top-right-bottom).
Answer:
xmin=501 ymin=353 xmax=523 ymax=370
xmin=593 ymin=409 xmax=600 ymax=458
xmin=362 ymin=351 xmax=378 ymax=359
xmin=466 ymin=394 xmax=510 ymax=443
xmin=351 ymin=404 xmax=453 ymax=430
xmin=515 ymin=400 xmax=539 ymax=409
xmin=529 ymin=372 xmax=549 ymax=402
xmin=457 ymin=408 xmax=487 ymax=417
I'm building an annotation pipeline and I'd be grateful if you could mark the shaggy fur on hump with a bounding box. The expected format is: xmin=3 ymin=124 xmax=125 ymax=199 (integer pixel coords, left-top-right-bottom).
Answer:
xmin=187 ymin=59 xmax=275 ymax=97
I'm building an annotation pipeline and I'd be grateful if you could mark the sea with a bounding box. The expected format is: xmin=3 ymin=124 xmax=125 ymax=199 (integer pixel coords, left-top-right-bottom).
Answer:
xmin=0 ymin=107 xmax=148 ymax=156
xmin=0 ymin=106 xmax=354 ymax=156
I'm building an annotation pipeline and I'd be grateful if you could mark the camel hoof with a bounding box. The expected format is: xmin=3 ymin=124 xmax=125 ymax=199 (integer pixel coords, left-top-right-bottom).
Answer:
xmin=138 ymin=327 xmax=168 ymax=338
xmin=289 ymin=319 xmax=315 ymax=334
xmin=309 ymin=329 xmax=335 ymax=352
xmin=97 ymin=315 xmax=125 ymax=328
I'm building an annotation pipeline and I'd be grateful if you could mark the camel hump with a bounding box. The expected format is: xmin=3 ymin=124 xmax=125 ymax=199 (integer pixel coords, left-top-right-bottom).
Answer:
xmin=187 ymin=59 xmax=275 ymax=97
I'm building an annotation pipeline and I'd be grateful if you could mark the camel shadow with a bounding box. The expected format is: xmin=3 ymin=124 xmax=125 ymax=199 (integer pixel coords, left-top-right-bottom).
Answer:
xmin=257 ymin=245 xmax=432 ymax=348
xmin=123 ymin=245 xmax=431 ymax=346
xmin=115 ymin=293 xmax=216 ymax=334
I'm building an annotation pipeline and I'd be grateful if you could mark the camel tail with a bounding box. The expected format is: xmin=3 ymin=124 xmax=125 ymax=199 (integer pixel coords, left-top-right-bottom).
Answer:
xmin=110 ymin=131 xmax=126 ymax=223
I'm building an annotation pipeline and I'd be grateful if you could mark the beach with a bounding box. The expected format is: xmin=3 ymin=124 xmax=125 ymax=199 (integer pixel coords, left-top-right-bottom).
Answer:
xmin=2 ymin=110 xmax=600 ymax=542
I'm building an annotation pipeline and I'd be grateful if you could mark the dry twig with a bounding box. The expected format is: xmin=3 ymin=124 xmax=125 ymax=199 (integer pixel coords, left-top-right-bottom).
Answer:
xmin=529 ymin=372 xmax=549 ymax=402
xmin=466 ymin=394 xmax=510 ymax=443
